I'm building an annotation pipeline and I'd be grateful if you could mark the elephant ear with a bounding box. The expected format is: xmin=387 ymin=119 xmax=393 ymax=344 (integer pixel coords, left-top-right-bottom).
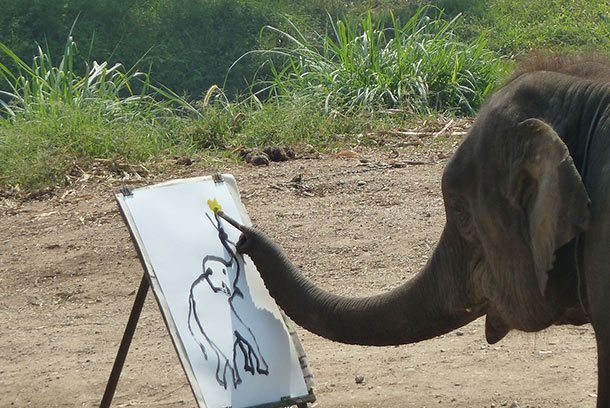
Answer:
xmin=508 ymin=118 xmax=590 ymax=295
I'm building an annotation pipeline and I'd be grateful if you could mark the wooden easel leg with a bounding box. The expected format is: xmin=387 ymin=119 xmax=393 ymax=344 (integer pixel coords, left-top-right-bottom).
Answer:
xmin=100 ymin=274 xmax=150 ymax=408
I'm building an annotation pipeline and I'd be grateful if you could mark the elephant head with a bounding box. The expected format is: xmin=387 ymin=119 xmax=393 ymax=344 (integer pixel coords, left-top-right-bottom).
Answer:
xmin=236 ymin=73 xmax=591 ymax=347
xmin=202 ymin=255 xmax=234 ymax=297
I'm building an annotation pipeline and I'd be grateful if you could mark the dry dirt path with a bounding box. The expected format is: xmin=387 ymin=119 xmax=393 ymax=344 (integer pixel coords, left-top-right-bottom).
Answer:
xmin=0 ymin=136 xmax=598 ymax=407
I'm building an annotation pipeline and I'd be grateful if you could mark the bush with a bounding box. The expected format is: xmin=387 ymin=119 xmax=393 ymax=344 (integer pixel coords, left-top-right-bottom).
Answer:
xmin=247 ymin=7 xmax=508 ymax=115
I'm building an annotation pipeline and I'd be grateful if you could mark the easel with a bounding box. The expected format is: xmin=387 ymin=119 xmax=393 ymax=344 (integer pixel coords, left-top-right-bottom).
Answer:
xmin=99 ymin=181 xmax=316 ymax=408
xmin=99 ymin=273 xmax=149 ymax=408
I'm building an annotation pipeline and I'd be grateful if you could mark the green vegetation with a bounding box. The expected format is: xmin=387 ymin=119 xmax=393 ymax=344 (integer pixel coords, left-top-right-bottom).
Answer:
xmin=484 ymin=0 xmax=610 ymax=54
xmin=1 ymin=1 xmax=609 ymax=191
xmin=248 ymin=8 xmax=505 ymax=115
xmin=0 ymin=35 xmax=187 ymax=188
xmin=0 ymin=0 xmax=270 ymax=97
xmin=0 ymin=32 xmax=375 ymax=189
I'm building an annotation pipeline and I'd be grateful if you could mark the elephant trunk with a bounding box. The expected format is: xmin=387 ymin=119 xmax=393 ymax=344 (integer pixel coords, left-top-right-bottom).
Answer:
xmin=237 ymin=226 xmax=483 ymax=346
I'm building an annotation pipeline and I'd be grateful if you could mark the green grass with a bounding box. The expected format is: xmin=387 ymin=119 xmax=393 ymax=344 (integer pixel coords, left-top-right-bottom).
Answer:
xmin=243 ymin=7 xmax=508 ymax=115
xmin=2 ymin=1 xmax=609 ymax=192
xmin=0 ymin=32 xmax=203 ymax=189
xmin=0 ymin=32 xmax=176 ymax=122
xmin=0 ymin=117 xmax=175 ymax=188
xmin=484 ymin=0 xmax=610 ymax=54
xmin=234 ymin=99 xmax=373 ymax=148
xmin=429 ymin=0 xmax=610 ymax=55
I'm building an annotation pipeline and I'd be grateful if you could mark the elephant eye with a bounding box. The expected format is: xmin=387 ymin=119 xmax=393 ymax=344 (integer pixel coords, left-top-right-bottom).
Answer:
xmin=452 ymin=198 xmax=467 ymax=216
xmin=456 ymin=206 xmax=470 ymax=224
xmin=451 ymin=199 xmax=473 ymax=234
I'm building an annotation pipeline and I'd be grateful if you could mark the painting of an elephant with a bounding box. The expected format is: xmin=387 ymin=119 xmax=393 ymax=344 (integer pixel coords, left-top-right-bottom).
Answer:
xmin=235 ymin=54 xmax=610 ymax=407
xmin=188 ymin=229 xmax=269 ymax=389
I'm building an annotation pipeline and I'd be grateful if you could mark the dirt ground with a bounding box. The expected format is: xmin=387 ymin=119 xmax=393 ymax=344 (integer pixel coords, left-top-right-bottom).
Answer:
xmin=0 ymin=129 xmax=600 ymax=408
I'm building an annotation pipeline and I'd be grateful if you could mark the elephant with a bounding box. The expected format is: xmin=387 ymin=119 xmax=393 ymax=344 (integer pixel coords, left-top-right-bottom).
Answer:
xmin=234 ymin=54 xmax=610 ymax=407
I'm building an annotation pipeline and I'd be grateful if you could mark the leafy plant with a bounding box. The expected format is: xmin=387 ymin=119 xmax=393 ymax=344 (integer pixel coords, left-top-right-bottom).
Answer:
xmin=0 ymin=36 xmax=165 ymax=121
xmin=243 ymin=7 xmax=508 ymax=116
xmin=0 ymin=34 xmax=207 ymax=189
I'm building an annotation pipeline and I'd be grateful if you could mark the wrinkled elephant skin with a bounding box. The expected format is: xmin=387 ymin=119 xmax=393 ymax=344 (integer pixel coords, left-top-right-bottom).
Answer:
xmin=237 ymin=54 xmax=610 ymax=408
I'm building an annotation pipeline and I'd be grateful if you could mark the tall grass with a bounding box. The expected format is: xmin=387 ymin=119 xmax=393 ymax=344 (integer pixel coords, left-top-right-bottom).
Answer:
xmin=0 ymin=35 xmax=175 ymax=121
xmin=0 ymin=34 xmax=203 ymax=189
xmin=245 ymin=7 xmax=508 ymax=115
xmin=0 ymin=7 xmax=513 ymax=191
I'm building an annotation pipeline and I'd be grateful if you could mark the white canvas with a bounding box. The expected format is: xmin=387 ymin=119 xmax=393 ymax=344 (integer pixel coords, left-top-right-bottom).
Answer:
xmin=116 ymin=175 xmax=311 ymax=408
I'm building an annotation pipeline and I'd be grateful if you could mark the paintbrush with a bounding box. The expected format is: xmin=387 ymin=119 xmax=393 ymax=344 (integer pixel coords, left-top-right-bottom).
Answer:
xmin=207 ymin=198 xmax=245 ymax=232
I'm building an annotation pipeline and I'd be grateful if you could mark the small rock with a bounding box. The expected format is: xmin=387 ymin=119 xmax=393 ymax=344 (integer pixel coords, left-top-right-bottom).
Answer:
xmin=509 ymin=402 xmax=521 ymax=408
xmin=248 ymin=153 xmax=270 ymax=166
xmin=239 ymin=148 xmax=253 ymax=159
xmin=263 ymin=146 xmax=293 ymax=162
xmin=355 ymin=375 xmax=365 ymax=384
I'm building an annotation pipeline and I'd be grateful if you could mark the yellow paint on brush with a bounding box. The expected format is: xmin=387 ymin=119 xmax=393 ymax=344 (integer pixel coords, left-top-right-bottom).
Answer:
xmin=207 ymin=198 xmax=222 ymax=214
